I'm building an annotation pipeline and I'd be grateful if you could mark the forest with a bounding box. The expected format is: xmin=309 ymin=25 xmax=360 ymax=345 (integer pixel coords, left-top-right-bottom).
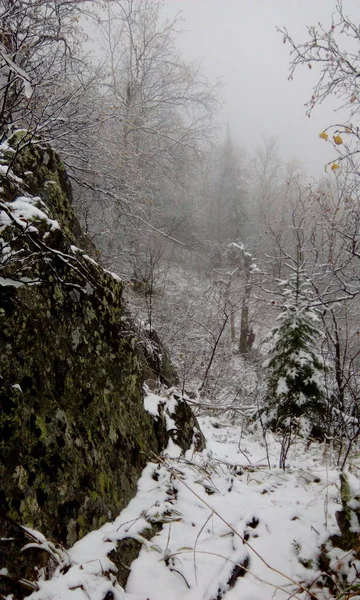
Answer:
xmin=1 ymin=1 xmax=360 ymax=599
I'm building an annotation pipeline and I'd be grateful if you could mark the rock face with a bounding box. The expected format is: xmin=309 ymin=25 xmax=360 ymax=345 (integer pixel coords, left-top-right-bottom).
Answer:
xmin=0 ymin=133 xmax=200 ymax=555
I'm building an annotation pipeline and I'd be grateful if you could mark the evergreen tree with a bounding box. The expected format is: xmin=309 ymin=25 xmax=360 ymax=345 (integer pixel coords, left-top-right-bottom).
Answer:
xmin=264 ymin=264 xmax=328 ymax=439
xmin=209 ymin=129 xmax=248 ymax=244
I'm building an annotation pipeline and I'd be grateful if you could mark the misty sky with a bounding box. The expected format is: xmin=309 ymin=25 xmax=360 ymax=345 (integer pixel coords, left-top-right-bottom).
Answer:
xmin=162 ymin=0 xmax=360 ymax=179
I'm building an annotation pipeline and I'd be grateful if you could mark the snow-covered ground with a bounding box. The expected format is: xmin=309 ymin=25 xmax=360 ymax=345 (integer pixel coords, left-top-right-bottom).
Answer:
xmin=28 ymin=394 xmax=360 ymax=600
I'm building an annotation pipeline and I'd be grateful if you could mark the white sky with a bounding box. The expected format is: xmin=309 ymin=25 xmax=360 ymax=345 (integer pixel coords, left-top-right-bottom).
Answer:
xmin=161 ymin=0 xmax=360 ymax=178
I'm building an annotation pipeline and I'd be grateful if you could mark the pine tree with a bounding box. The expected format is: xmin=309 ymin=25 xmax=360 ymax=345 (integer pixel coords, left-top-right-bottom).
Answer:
xmin=264 ymin=264 xmax=328 ymax=440
xmin=209 ymin=129 xmax=248 ymax=244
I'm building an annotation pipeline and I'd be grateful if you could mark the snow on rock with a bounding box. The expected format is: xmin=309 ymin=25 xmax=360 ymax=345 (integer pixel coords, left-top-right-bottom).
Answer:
xmin=144 ymin=390 xmax=182 ymax=457
xmin=144 ymin=388 xmax=203 ymax=454
xmin=0 ymin=195 xmax=60 ymax=232
xmin=144 ymin=392 xmax=162 ymax=417
xmin=0 ymin=276 xmax=34 ymax=287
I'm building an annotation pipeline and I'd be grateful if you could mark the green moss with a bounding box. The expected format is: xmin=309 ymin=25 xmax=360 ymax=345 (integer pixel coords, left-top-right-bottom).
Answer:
xmin=0 ymin=137 xmax=194 ymax=569
xmin=340 ymin=472 xmax=351 ymax=507
xmin=14 ymin=466 xmax=28 ymax=492
xmin=109 ymin=424 xmax=118 ymax=443
xmin=19 ymin=495 xmax=40 ymax=525
xmin=99 ymin=473 xmax=106 ymax=496
xmin=35 ymin=416 xmax=48 ymax=439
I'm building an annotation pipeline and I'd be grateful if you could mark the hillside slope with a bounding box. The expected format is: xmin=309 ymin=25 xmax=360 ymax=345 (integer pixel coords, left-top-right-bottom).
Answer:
xmin=26 ymin=401 xmax=360 ymax=600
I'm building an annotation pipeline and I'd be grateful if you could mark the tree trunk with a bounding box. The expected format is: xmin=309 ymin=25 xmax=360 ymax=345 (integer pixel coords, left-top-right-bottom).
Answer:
xmin=239 ymin=300 xmax=249 ymax=354
xmin=230 ymin=311 xmax=236 ymax=342
xmin=239 ymin=254 xmax=252 ymax=354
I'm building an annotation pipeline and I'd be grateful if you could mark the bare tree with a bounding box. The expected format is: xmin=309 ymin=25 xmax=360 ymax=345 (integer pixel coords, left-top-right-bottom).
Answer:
xmin=79 ymin=0 xmax=219 ymax=280
xmin=278 ymin=0 xmax=360 ymax=175
xmin=0 ymin=0 xmax=105 ymax=156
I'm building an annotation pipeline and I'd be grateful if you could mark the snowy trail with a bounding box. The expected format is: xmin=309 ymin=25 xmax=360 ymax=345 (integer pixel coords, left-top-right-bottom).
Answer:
xmin=29 ymin=404 xmax=355 ymax=600
xmin=124 ymin=418 xmax=341 ymax=600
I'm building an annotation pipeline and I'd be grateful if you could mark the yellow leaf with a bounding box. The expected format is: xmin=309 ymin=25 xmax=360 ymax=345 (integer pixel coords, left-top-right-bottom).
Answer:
xmin=319 ymin=131 xmax=328 ymax=140
xmin=345 ymin=127 xmax=351 ymax=133
xmin=331 ymin=163 xmax=340 ymax=171
xmin=333 ymin=134 xmax=343 ymax=145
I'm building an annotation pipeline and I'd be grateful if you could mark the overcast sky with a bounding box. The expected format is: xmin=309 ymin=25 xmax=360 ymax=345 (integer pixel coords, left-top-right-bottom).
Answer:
xmin=161 ymin=0 xmax=360 ymax=179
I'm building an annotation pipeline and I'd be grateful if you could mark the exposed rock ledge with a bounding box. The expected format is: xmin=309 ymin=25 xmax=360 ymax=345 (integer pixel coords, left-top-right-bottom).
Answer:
xmin=0 ymin=132 xmax=202 ymax=562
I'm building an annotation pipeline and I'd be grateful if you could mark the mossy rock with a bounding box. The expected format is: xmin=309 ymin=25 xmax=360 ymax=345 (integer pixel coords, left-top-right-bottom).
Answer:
xmin=109 ymin=523 xmax=162 ymax=588
xmin=139 ymin=327 xmax=179 ymax=388
xmin=150 ymin=391 xmax=205 ymax=454
xmin=0 ymin=277 xmax=160 ymax=544
xmin=4 ymin=131 xmax=93 ymax=253
xmin=0 ymin=136 xmax=200 ymax=594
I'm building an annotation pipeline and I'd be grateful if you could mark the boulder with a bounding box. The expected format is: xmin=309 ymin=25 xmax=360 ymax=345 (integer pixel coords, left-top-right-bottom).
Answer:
xmin=0 ymin=132 xmax=199 ymax=569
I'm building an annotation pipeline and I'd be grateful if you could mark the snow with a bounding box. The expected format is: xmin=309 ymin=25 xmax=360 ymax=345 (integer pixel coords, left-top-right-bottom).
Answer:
xmin=163 ymin=436 xmax=182 ymax=458
xmin=144 ymin=392 xmax=162 ymax=417
xmin=11 ymin=383 xmax=23 ymax=392
xmin=27 ymin=411 xmax=352 ymax=600
xmin=0 ymin=276 xmax=31 ymax=287
xmin=144 ymin=391 xmax=181 ymax=457
xmin=0 ymin=163 xmax=23 ymax=183
xmin=276 ymin=377 xmax=289 ymax=395
xmin=0 ymin=195 xmax=59 ymax=233
xmin=349 ymin=511 xmax=360 ymax=533
xmin=70 ymin=245 xmax=82 ymax=253
xmin=83 ymin=254 xmax=99 ymax=266
xmin=143 ymin=391 xmax=180 ymax=429
xmin=105 ymin=269 xmax=123 ymax=282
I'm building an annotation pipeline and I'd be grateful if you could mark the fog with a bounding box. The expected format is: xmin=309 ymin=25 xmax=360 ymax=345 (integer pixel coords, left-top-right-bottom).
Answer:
xmin=162 ymin=0 xmax=360 ymax=178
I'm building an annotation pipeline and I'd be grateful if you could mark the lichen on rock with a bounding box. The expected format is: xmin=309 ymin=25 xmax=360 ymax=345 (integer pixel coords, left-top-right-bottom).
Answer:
xmin=0 ymin=132 xmax=202 ymax=581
